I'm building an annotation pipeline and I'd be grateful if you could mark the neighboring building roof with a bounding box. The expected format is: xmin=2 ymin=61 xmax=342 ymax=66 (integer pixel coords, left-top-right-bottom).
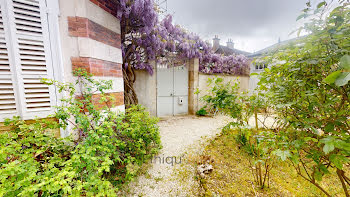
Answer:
xmin=214 ymin=45 xmax=252 ymax=56
xmin=248 ymin=36 xmax=307 ymax=58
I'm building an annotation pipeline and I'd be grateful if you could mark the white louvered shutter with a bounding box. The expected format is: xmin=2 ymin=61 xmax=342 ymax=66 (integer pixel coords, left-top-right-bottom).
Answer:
xmin=0 ymin=1 xmax=19 ymax=120
xmin=0 ymin=0 xmax=57 ymax=121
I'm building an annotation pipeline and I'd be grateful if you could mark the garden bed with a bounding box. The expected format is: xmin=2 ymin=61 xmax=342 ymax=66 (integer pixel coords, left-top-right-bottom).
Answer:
xmin=194 ymin=129 xmax=348 ymax=196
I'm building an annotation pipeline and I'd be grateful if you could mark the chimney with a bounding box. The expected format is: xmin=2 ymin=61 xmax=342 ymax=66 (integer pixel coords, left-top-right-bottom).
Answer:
xmin=213 ymin=35 xmax=220 ymax=51
xmin=226 ymin=39 xmax=234 ymax=49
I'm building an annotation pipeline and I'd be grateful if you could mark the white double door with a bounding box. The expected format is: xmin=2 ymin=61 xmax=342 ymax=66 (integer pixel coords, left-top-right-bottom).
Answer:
xmin=157 ymin=64 xmax=188 ymax=117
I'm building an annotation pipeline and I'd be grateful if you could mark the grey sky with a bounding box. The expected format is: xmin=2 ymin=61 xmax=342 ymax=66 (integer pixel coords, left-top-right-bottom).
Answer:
xmin=166 ymin=0 xmax=315 ymax=53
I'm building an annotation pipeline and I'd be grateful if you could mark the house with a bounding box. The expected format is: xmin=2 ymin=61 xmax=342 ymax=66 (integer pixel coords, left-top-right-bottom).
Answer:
xmin=212 ymin=35 xmax=252 ymax=56
xmin=0 ymin=0 xmax=124 ymax=136
xmin=248 ymin=37 xmax=305 ymax=92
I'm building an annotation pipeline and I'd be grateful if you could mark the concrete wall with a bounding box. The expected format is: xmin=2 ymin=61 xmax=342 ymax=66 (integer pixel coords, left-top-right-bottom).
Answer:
xmin=198 ymin=74 xmax=250 ymax=109
xmin=134 ymin=65 xmax=157 ymax=117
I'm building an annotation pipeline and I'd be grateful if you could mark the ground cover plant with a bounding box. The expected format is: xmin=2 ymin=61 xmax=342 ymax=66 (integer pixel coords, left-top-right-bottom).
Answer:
xmin=0 ymin=70 xmax=161 ymax=196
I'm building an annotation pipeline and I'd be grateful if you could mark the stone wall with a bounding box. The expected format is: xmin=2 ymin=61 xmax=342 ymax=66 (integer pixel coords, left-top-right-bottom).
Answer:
xmin=188 ymin=59 xmax=200 ymax=115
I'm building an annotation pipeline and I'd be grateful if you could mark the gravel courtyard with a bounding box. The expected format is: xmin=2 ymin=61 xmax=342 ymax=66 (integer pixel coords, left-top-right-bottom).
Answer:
xmin=121 ymin=115 xmax=232 ymax=197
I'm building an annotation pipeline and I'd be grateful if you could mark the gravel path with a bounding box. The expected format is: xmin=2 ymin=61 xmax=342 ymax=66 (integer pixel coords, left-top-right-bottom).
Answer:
xmin=121 ymin=115 xmax=232 ymax=197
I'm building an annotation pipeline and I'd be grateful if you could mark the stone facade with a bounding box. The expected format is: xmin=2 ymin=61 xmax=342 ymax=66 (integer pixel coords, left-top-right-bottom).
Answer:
xmin=90 ymin=0 xmax=120 ymax=18
xmin=71 ymin=57 xmax=122 ymax=77
xmin=68 ymin=16 xmax=121 ymax=48
xmin=59 ymin=0 xmax=125 ymax=116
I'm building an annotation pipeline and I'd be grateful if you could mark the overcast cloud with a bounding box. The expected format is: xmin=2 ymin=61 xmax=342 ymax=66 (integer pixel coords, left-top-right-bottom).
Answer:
xmin=166 ymin=0 xmax=319 ymax=53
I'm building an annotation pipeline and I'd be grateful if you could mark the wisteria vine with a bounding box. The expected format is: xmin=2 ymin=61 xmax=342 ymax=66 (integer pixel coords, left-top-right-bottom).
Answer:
xmin=114 ymin=0 xmax=249 ymax=105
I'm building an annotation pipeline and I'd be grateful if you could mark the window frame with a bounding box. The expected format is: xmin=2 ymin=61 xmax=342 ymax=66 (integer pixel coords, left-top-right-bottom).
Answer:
xmin=0 ymin=0 xmax=63 ymax=122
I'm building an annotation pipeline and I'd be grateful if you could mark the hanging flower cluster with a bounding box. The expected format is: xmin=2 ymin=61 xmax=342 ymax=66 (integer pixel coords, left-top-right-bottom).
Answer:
xmin=115 ymin=0 xmax=249 ymax=76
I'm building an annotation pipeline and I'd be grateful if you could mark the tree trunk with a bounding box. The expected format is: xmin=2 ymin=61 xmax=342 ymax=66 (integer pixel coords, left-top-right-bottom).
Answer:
xmin=123 ymin=65 xmax=138 ymax=108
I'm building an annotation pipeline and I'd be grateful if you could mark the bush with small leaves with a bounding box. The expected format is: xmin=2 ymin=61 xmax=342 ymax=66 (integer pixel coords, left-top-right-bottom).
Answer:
xmin=0 ymin=70 xmax=161 ymax=196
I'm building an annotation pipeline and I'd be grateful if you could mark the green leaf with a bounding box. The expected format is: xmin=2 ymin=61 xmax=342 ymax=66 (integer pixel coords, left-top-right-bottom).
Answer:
xmin=314 ymin=169 xmax=323 ymax=181
xmin=317 ymin=2 xmax=326 ymax=9
xmin=324 ymin=123 xmax=334 ymax=133
xmin=323 ymin=70 xmax=341 ymax=84
xmin=296 ymin=13 xmax=307 ymax=21
xmin=340 ymin=55 xmax=350 ymax=70
xmin=250 ymin=73 xmax=259 ymax=76
xmin=319 ymin=164 xmax=329 ymax=174
xmin=274 ymin=149 xmax=291 ymax=161
xmin=330 ymin=154 xmax=349 ymax=169
xmin=323 ymin=142 xmax=335 ymax=154
xmin=335 ymin=140 xmax=350 ymax=152
xmin=335 ymin=72 xmax=350 ymax=86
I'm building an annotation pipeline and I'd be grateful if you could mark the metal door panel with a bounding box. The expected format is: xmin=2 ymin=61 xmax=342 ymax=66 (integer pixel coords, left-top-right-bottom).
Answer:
xmin=157 ymin=65 xmax=173 ymax=97
xmin=174 ymin=65 xmax=188 ymax=96
xmin=157 ymin=97 xmax=173 ymax=117
xmin=156 ymin=63 xmax=189 ymax=117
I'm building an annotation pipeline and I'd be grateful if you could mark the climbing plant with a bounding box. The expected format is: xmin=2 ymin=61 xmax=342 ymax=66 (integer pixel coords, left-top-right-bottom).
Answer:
xmin=113 ymin=0 xmax=249 ymax=106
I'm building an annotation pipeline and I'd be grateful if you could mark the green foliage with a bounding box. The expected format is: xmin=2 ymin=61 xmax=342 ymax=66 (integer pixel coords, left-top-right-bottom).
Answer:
xmin=201 ymin=77 xmax=244 ymax=121
xmin=202 ymin=77 xmax=277 ymax=189
xmin=0 ymin=118 xmax=73 ymax=196
xmin=234 ymin=127 xmax=277 ymax=189
xmin=0 ymin=69 xmax=161 ymax=196
xmin=324 ymin=55 xmax=350 ymax=86
xmin=200 ymin=2 xmax=350 ymax=195
xmin=196 ymin=108 xmax=208 ymax=116
xmin=255 ymin=2 xmax=350 ymax=196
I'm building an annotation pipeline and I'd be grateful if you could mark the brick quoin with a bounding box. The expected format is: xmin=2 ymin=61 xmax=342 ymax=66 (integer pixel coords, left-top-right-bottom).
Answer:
xmin=71 ymin=57 xmax=122 ymax=77
xmin=68 ymin=16 xmax=121 ymax=49
xmin=77 ymin=92 xmax=124 ymax=110
xmin=89 ymin=0 xmax=119 ymax=18
xmin=92 ymin=92 xmax=124 ymax=109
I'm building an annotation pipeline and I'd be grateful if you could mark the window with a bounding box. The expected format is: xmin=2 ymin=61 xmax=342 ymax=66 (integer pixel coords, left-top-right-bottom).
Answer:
xmin=0 ymin=0 xmax=57 ymax=122
xmin=255 ymin=63 xmax=268 ymax=70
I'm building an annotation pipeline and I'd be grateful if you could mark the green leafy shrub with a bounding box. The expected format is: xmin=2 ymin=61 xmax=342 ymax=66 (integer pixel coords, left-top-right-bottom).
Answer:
xmin=255 ymin=2 xmax=350 ymax=196
xmin=233 ymin=127 xmax=277 ymax=189
xmin=0 ymin=70 xmax=161 ymax=196
xmin=201 ymin=77 xmax=244 ymax=121
xmin=0 ymin=118 xmax=73 ymax=196
xmin=196 ymin=108 xmax=208 ymax=116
